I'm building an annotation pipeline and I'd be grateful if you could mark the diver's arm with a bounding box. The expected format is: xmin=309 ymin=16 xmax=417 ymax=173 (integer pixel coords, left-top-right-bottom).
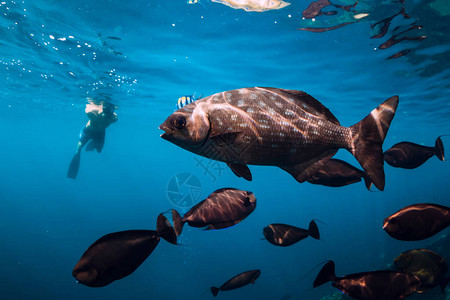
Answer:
xmin=111 ymin=113 xmax=118 ymax=123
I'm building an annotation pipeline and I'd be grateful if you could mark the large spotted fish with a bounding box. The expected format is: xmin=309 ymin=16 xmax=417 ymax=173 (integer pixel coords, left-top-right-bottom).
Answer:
xmin=159 ymin=87 xmax=399 ymax=191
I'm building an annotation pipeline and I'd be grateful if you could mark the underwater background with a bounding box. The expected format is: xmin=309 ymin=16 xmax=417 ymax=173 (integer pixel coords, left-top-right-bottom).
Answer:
xmin=0 ymin=0 xmax=449 ymax=299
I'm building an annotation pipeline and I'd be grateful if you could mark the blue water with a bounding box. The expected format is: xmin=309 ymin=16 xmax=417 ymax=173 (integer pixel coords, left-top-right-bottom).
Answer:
xmin=1 ymin=0 xmax=449 ymax=299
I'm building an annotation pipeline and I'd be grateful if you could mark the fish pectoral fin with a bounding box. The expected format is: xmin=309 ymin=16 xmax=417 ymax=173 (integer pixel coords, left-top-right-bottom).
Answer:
xmin=209 ymin=131 xmax=240 ymax=143
xmin=227 ymin=162 xmax=252 ymax=181
xmin=281 ymin=151 xmax=336 ymax=183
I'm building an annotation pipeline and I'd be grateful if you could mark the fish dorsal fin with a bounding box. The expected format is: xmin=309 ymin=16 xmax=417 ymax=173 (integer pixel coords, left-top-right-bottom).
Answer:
xmin=256 ymin=87 xmax=340 ymax=125
xmin=227 ymin=162 xmax=252 ymax=181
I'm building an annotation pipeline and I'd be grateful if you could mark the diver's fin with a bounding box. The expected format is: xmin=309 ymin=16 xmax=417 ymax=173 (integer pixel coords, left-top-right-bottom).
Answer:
xmin=67 ymin=153 xmax=81 ymax=179
xmin=308 ymin=220 xmax=320 ymax=240
xmin=227 ymin=162 xmax=252 ymax=181
xmin=281 ymin=150 xmax=336 ymax=183
xmin=313 ymin=261 xmax=337 ymax=288
xmin=156 ymin=213 xmax=178 ymax=245
xmin=349 ymin=96 xmax=399 ymax=191
xmin=435 ymin=136 xmax=445 ymax=161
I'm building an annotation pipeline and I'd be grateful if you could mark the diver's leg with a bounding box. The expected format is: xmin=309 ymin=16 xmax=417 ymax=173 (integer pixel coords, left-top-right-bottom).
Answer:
xmin=94 ymin=130 xmax=106 ymax=153
xmin=68 ymin=127 xmax=89 ymax=179
xmin=77 ymin=127 xmax=91 ymax=154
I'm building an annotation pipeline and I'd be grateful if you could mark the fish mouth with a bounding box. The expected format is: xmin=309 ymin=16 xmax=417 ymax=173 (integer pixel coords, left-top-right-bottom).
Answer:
xmin=159 ymin=124 xmax=171 ymax=140
xmin=160 ymin=132 xmax=169 ymax=140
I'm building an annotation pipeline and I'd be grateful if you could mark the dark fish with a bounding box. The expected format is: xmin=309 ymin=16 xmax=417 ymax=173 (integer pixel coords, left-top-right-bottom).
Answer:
xmin=159 ymin=87 xmax=399 ymax=191
xmin=314 ymin=260 xmax=421 ymax=300
xmin=211 ymin=270 xmax=261 ymax=296
xmin=156 ymin=213 xmax=178 ymax=245
xmin=378 ymin=25 xmax=425 ymax=50
xmin=263 ymin=220 xmax=320 ymax=247
xmin=383 ymin=203 xmax=450 ymax=241
xmin=302 ymin=0 xmax=357 ymax=19
xmin=384 ymin=136 xmax=445 ymax=169
xmin=387 ymin=49 xmax=411 ymax=59
xmin=72 ymin=230 xmax=160 ymax=287
xmin=173 ymin=188 xmax=256 ymax=232
xmin=307 ymin=158 xmax=372 ymax=190
xmin=298 ymin=22 xmax=356 ymax=33
xmin=371 ymin=7 xmax=410 ymax=39
xmin=302 ymin=0 xmax=333 ymax=18
xmin=394 ymin=248 xmax=449 ymax=293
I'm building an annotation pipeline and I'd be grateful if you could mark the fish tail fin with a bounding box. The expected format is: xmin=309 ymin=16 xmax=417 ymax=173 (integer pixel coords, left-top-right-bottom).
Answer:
xmin=308 ymin=220 xmax=320 ymax=240
xmin=156 ymin=213 xmax=178 ymax=245
xmin=211 ymin=287 xmax=220 ymax=297
xmin=441 ymin=277 xmax=449 ymax=295
xmin=362 ymin=174 xmax=373 ymax=191
xmin=172 ymin=209 xmax=185 ymax=237
xmin=435 ymin=136 xmax=445 ymax=161
xmin=349 ymin=96 xmax=399 ymax=191
xmin=313 ymin=260 xmax=337 ymax=288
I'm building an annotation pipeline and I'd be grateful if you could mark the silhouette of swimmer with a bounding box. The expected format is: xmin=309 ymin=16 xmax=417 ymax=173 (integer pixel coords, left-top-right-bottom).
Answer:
xmin=67 ymin=101 xmax=118 ymax=179
xmin=384 ymin=136 xmax=445 ymax=169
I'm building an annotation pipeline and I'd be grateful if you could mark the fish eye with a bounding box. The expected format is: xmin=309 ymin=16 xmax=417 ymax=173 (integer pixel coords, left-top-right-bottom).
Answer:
xmin=173 ymin=116 xmax=187 ymax=129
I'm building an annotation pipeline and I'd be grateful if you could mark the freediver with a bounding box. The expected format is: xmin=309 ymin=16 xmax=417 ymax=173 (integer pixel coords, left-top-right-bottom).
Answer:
xmin=67 ymin=101 xmax=118 ymax=179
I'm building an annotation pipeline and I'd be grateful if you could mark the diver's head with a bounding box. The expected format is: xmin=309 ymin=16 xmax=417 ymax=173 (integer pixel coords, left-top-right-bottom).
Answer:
xmin=102 ymin=103 xmax=115 ymax=116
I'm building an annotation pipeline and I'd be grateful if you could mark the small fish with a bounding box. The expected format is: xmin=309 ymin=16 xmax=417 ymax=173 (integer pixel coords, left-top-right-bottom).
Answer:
xmin=394 ymin=248 xmax=449 ymax=293
xmin=263 ymin=220 xmax=320 ymax=247
xmin=302 ymin=0 xmax=357 ymax=19
xmin=298 ymin=22 xmax=356 ymax=33
xmin=370 ymin=7 xmax=409 ymax=39
xmin=306 ymin=158 xmax=372 ymax=190
xmin=211 ymin=269 xmax=261 ymax=296
xmin=387 ymin=49 xmax=411 ymax=59
xmin=384 ymin=136 xmax=445 ymax=169
xmin=172 ymin=188 xmax=256 ymax=232
xmin=72 ymin=230 xmax=160 ymax=287
xmin=314 ymin=260 xmax=421 ymax=299
xmin=383 ymin=203 xmax=450 ymax=241
xmin=159 ymin=87 xmax=399 ymax=191
xmin=176 ymin=95 xmax=197 ymax=110
xmin=378 ymin=25 xmax=425 ymax=50
xmin=211 ymin=0 xmax=290 ymax=12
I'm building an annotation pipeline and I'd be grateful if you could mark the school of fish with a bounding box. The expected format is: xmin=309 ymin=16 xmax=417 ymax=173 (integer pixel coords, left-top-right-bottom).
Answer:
xmin=69 ymin=2 xmax=449 ymax=299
